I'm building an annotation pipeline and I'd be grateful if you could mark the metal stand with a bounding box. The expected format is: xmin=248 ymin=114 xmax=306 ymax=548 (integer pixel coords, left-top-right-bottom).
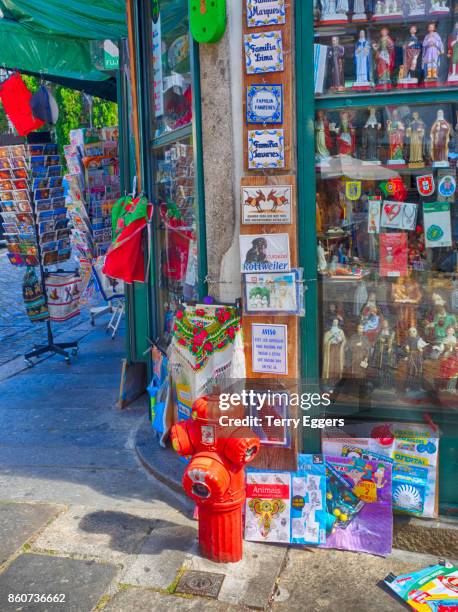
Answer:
xmin=24 ymin=144 xmax=78 ymax=367
xmin=24 ymin=319 xmax=78 ymax=366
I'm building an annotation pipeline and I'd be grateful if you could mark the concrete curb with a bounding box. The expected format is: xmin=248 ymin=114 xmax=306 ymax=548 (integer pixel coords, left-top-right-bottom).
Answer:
xmin=134 ymin=419 xmax=185 ymax=497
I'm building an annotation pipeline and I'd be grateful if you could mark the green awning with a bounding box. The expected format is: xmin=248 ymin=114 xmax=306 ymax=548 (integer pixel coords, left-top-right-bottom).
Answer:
xmin=0 ymin=0 xmax=127 ymax=40
xmin=0 ymin=1 xmax=127 ymax=99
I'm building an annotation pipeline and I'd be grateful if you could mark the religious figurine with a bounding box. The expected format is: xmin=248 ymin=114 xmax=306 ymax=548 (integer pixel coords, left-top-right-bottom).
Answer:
xmin=372 ymin=28 xmax=395 ymax=87
xmin=347 ymin=323 xmax=371 ymax=380
xmin=429 ymin=0 xmax=450 ymax=15
xmin=328 ymin=36 xmax=345 ymax=91
xmin=362 ymin=107 xmax=381 ymax=162
xmin=392 ymin=276 xmax=423 ymax=344
xmin=360 ymin=291 xmax=382 ymax=343
xmin=422 ymin=23 xmax=444 ymax=83
xmin=321 ymin=0 xmax=349 ymax=23
xmin=406 ymin=112 xmax=425 ymax=167
xmin=407 ymin=0 xmax=425 ymax=16
xmin=425 ymin=293 xmax=457 ymax=343
xmin=315 ymin=110 xmax=332 ymax=161
xmin=404 ymin=327 xmax=428 ymax=391
xmin=322 ymin=318 xmax=347 ymax=385
xmin=373 ymin=0 xmax=402 ymax=19
xmin=325 ymin=302 xmax=345 ymax=329
xmin=447 ymin=23 xmax=458 ymax=83
xmin=372 ymin=320 xmax=397 ymax=388
xmin=352 ymin=0 xmax=368 ymax=21
xmin=334 ymin=111 xmax=356 ymax=155
xmin=399 ymin=26 xmax=421 ymax=85
xmin=442 ymin=326 xmax=456 ymax=356
xmin=386 ymin=110 xmax=406 ymax=165
xmin=318 ymin=241 xmax=328 ymax=273
xmin=354 ymin=30 xmax=372 ymax=88
xmin=430 ymin=109 xmax=452 ymax=166
xmin=439 ymin=343 xmax=458 ymax=393
xmin=353 ymin=280 xmax=368 ymax=316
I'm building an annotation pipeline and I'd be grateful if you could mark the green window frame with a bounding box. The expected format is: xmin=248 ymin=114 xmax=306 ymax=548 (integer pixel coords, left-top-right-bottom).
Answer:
xmin=128 ymin=0 xmax=208 ymax=362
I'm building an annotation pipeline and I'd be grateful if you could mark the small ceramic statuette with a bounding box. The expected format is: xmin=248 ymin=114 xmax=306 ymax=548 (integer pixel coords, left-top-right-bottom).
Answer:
xmin=398 ymin=25 xmax=421 ymax=86
xmin=422 ymin=23 xmax=445 ymax=84
xmin=372 ymin=27 xmax=395 ymax=88
xmin=321 ymin=0 xmax=349 ymax=24
xmin=430 ymin=109 xmax=452 ymax=167
xmin=447 ymin=23 xmax=458 ymax=83
xmin=354 ymin=30 xmax=372 ymax=89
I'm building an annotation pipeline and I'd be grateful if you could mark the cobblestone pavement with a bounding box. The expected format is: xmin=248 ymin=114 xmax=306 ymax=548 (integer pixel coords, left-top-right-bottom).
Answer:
xmin=0 ymin=249 xmax=93 ymax=366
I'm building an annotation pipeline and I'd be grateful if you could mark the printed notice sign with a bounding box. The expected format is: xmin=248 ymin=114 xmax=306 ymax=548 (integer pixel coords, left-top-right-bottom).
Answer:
xmin=247 ymin=0 xmax=286 ymax=27
xmin=252 ymin=323 xmax=288 ymax=375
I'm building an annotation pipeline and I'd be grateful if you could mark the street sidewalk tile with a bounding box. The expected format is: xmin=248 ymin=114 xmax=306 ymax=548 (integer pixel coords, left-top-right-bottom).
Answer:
xmin=183 ymin=540 xmax=287 ymax=609
xmin=0 ymin=502 xmax=61 ymax=565
xmin=0 ymin=553 xmax=117 ymax=611
xmin=272 ymin=547 xmax=447 ymax=612
xmin=32 ymin=506 xmax=160 ymax=564
xmin=120 ymin=521 xmax=198 ymax=589
xmin=104 ymin=588 xmax=241 ymax=611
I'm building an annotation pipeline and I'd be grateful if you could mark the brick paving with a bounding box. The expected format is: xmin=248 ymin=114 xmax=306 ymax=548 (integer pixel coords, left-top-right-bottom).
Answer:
xmin=0 ymin=249 xmax=93 ymax=366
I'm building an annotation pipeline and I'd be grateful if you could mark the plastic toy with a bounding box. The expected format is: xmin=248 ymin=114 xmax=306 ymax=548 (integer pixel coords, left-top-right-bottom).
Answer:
xmin=190 ymin=0 xmax=226 ymax=44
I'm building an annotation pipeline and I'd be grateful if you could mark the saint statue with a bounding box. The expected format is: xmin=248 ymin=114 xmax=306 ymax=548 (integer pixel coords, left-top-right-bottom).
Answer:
xmin=406 ymin=112 xmax=425 ymax=166
xmin=347 ymin=324 xmax=371 ymax=379
xmin=372 ymin=27 xmax=395 ymax=86
xmin=372 ymin=320 xmax=397 ymax=388
xmin=422 ymin=23 xmax=444 ymax=82
xmin=354 ymin=30 xmax=372 ymax=86
xmin=401 ymin=26 xmax=421 ymax=82
xmin=404 ymin=327 xmax=427 ymax=391
xmin=362 ymin=107 xmax=381 ymax=161
xmin=322 ymin=318 xmax=346 ymax=383
xmin=430 ymin=109 xmax=452 ymax=164
xmin=392 ymin=277 xmax=422 ymax=344
xmin=407 ymin=0 xmax=425 ymax=16
xmin=429 ymin=0 xmax=450 ymax=14
xmin=386 ymin=110 xmax=405 ymax=163
xmin=335 ymin=111 xmax=356 ymax=155
xmin=353 ymin=0 xmax=368 ymax=20
xmin=328 ymin=36 xmax=345 ymax=91
xmin=447 ymin=23 xmax=458 ymax=83
xmin=360 ymin=291 xmax=382 ymax=343
xmin=321 ymin=0 xmax=349 ymax=20
xmin=425 ymin=293 xmax=457 ymax=343
xmin=315 ymin=110 xmax=332 ymax=160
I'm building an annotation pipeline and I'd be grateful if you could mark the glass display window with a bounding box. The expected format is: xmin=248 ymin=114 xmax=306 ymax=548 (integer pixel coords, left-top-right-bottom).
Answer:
xmin=315 ymin=100 xmax=458 ymax=410
xmin=152 ymin=0 xmax=193 ymax=137
xmin=314 ymin=1 xmax=458 ymax=96
xmin=154 ymin=136 xmax=199 ymax=344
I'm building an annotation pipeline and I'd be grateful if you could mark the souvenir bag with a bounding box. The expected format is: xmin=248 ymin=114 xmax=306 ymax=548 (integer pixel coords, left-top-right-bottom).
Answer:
xmin=45 ymin=272 xmax=82 ymax=322
xmin=103 ymin=195 xmax=152 ymax=283
xmin=22 ymin=267 xmax=49 ymax=323
xmin=0 ymin=73 xmax=45 ymax=136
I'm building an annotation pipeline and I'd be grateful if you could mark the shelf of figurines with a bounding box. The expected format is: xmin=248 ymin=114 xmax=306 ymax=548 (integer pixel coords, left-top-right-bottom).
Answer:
xmin=314 ymin=5 xmax=458 ymax=96
xmin=318 ymin=266 xmax=458 ymax=408
xmin=315 ymin=1 xmax=456 ymax=28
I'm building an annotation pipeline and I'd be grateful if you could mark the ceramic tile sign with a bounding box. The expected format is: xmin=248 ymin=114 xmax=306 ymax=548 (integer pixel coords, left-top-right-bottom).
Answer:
xmin=252 ymin=323 xmax=288 ymax=375
xmin=244 ymin=31 xmax=284 ymax=75
xmin=242 ymin=184 xmax=291 ymax=224
xmin=247 ymin=85 xmax=283 ymax=125
xmin=247 ymin=0 xmax=286 ymax=27
xmin=248 ymin=129 xmax=285 ymax=169
xmin=423 ymin=201 xmax=452 ymax=248
xmin=240 ymin=233 xmax=290 ymax=273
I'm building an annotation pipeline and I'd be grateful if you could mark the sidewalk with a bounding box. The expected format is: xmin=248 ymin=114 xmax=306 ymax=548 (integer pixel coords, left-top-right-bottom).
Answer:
xmin=0 ymin=322 xmax=457 ymax=611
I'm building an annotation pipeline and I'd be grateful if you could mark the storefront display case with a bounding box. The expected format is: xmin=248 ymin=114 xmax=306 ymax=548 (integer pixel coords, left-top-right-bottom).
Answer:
xmin=148 ymin=0 xmax=206 ymax=346
xmin=298 ymin=1 xmax=458 ymax=512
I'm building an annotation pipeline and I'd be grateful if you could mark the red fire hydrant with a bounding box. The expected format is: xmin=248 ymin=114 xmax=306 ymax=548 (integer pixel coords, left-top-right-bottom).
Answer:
xmin=170 ymin=395 xmax=260 ymax=563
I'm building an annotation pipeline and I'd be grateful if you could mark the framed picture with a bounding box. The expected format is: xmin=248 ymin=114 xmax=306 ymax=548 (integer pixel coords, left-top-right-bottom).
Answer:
xmin=244 ymin=270 xmax=300 ymax=314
